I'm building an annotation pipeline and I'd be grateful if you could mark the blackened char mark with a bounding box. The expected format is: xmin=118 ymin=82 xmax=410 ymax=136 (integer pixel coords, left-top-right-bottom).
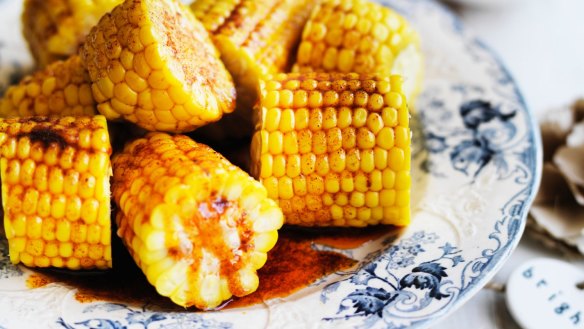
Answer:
xmin=21 ymin=127 xmax=68 ymax=149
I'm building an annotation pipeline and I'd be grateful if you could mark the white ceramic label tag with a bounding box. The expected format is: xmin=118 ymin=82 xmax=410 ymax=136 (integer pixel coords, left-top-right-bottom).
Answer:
xmin=506 ymin=258 xmax=584 ymax=329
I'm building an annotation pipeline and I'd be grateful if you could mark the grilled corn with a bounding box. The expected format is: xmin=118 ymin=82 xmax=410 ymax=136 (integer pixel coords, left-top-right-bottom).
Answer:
xmin=81 ymin=0 xmax=236 ymax=132
xmin=189 ymin=0 xmax=317 ymax=139
xmin=251 ymin=72 xmax=411 ymax=227
xmin=293 ymin=0 xmax=423 ymax=103
xmin=0 ymin=116 xmax=112 ymax=269
xmin=0 ymin=56 xmax=96 ymax=118
xmin=112 ymin=133 xmax=283 ymax=309
xmin=22 ymin=0 xmax=124 ymax=67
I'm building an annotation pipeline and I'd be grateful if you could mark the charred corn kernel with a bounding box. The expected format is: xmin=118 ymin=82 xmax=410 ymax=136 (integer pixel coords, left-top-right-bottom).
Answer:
xmin=0 ymin=56 xmax=96 ymax=118
xmin=0 ymin=116 xmax=112 ymax=269
xmin=81 ymin=0 xmax=236 ymax=133
xmin=252 ymin=73 xmax=411 ymax=227
xmin=22 ymin=0 xmax=124 ymax=67
xmin=293 ymin=0 xmax=423 ymax=103
xmin=112 ymin=133 xmax=283 ymax=309
xmin=189 ymin=0 xmax=317 ymax=140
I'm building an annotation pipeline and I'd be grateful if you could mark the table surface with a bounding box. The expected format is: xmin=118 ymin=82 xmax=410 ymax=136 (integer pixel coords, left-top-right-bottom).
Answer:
xmin=434 ymin=0 xmax=584 ymax=327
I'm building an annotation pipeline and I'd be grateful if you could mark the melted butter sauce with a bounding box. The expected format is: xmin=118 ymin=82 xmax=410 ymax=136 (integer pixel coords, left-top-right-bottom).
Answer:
xmin=26 ymin=225 xmax=398 ymax=310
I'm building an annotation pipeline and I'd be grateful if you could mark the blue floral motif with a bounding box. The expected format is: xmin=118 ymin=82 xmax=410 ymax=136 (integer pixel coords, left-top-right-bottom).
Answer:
xmin=400 ymin=263 xmax=450 ymax=299
xmin=322 ymin=232 xmax=464 ymax=327
xmin=56 ymin=303 xmax=232 ymax=329
xmin=0 ymin=239 xmax=23 ymax=279
xmin=58 ymin=318 xmax=122 ymax=329
xmin=420 ymin=89 xmax=519 ymax=179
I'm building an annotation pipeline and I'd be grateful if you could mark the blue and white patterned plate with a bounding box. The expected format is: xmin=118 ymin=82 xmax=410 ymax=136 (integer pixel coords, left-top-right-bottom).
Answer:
xmin=0 ymin=0 xmax=541 ymax=328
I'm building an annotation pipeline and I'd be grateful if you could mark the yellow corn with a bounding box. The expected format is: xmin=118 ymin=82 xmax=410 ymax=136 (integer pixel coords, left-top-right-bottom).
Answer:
xmin=0 ymin=56 xmax=96 ymax=118
xmin=81 ymin=0 xmax=236 ymax=133
xmin=251 ymin=72 xmax=411 ymax=227
xmin=0 ymin=116 xmax=112 ymax=270
xmin=293 ymin=0 xmax=423 ymax=103
xmin=189 ymin=0 xmax=317 ymax=139
xmin=112 ymin=133 xmax=283 ymax=309
xmin=22 ymin=0 xmax=124 ymax=68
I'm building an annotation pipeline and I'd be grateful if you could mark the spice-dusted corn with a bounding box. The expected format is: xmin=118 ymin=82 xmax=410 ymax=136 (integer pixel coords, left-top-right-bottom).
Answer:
xmin=81 ymin=0 xmax=236 ymax=132
xmin=189 ymin=0 xmax=317 ymax=139
xmin=113 ymin=133 xmax=283 ymax=309
xmin=0 ymin=56 xmax=96 ymax=118
xmin=0 ymin=116 xmax=112 ymax=269
xmin=293 ymin=0 xmax=423 ymax=103
xmin=251 ymin=72 xmax=411 ymax=227
xmin=22 ymin=0 xmax=124 ymax=67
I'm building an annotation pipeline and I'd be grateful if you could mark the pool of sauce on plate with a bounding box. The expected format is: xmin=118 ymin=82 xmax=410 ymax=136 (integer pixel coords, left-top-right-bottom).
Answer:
xmin=26 ymin=225 xmax=398 ymax=310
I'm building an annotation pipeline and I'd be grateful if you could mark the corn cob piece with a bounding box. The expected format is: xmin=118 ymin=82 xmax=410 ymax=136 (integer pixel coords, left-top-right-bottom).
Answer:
xmin=0 ymin=56 xmax=96 ymax=118
xmin=251 ymin=72 xmax=411 ymax=227
xmin=81 ymin=0 xmax=236 ymax=133
xmin=112 ymin=133 xmax=283 ymax=309
xmin=293 ymin=0 xmax=424 ymax=103
xmin=22 ymin=0 xmax=124 ymax=68
xmin=189 ymin=0 xmax=317 ymax=138
xmin=0 ymin=116 xmax=112 ymax=269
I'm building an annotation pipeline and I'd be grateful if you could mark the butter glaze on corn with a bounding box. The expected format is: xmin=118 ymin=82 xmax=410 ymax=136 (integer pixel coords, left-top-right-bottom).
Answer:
xmin=252 ymin=72 xmax=411 ymax=227
xmin=22 ymin=0 xmax=124 ymax=67
xmin=190 ymin=0 xmax=317 ymax=138
xmin=112 ymin=133 xmax=283 ymax=309
xmin=81 ymin=0 xmax=236 ymax=133
xmin=0 ymin=116 xmax=112 ymax=269
xmin=0 ymin=56 xmax=96 ymax=118
xmin=293 ymin=0 xmax=423 ymax=102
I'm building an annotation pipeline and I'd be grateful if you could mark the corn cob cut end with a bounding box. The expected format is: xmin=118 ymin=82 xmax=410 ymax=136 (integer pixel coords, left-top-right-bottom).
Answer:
xmin=22 ymin=0 xmax=125 ymax=67
xmin=0 ymin=56 xmax=96 ymax=118
xmin=81 ymin=0 xmax=236 ymax=133
xmin=113 ymin=133 xmax=283 ymax=309
xmin=0 ymin=116 xmax=112 ymax=270
xmin=293 ymin=0 xmax=424 ymax=104
xmin=252 ymin=72 xmax=411 ymax=227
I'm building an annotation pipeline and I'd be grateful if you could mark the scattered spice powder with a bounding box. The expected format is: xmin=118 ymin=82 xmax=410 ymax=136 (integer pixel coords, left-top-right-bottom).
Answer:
xmin=25 ymin=225 xmax=398 ymax=310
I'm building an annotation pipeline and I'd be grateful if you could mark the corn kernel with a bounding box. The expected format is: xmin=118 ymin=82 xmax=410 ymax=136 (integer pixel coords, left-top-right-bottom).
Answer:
xmin=377 ymin=127 xmax=395 ymax=149
xmin=346 ymin=149 xmax=360 ymax=172
xmin=298 ymin=130 xmax=313 ymax=154
xmin=293 ymin=176 xmax=307 ymax=195
xmin=23 ymin=188 xmax=40 ymax=216
xmin=286 ymin=155 xmax=301 ymax=178
xmin=370 ymin=170 xmax=383 ymax=191
xmin=308 ymin=91 xmax=323 ymax=108
xmin=12 ymin=214 xmax=27 ymax=237
xmin=295 ymin=108 xmax=310 ymax=130
xmin=380 ymin=190 xmax=396 ymax=207
xmin=342 ymin=127 xmax=356 ymax=149
xmin=313 ymin=131 xmax=327 ymax=155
